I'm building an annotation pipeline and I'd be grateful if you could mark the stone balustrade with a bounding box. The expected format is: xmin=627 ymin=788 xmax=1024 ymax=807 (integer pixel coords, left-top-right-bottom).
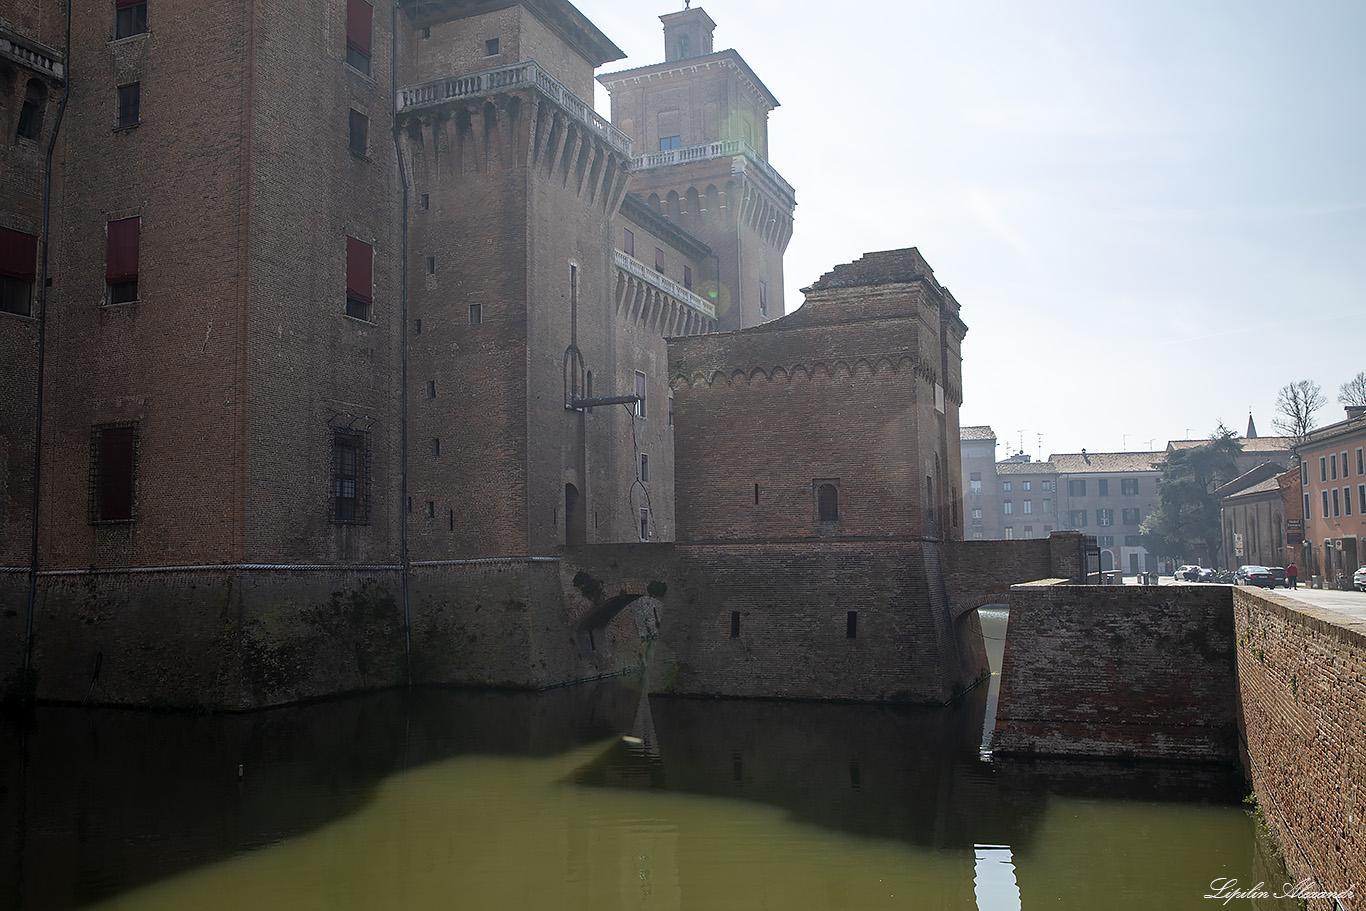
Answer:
xmin=633 ymin=139 xmax=794 ymax=206
xmin=614 ymin=249 xmax=716 ymax=320
xmin=398 ymin=61 xmax=631 ymax=157
xmin=1 ymin=28 xmax=65 ymax=79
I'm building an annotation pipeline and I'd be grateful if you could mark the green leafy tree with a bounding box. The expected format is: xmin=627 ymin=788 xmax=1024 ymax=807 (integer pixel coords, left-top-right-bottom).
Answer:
xmin=1142 ymin=425 xmax=1242 ymax=567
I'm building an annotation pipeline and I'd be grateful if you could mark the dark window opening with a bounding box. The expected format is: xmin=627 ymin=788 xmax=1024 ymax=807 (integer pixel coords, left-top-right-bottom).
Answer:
xmin=91 ymin=423 xmax=137 ymax=523
xmin=639 ymin=507 xmax=650 ymax=541
xmin=106 ymin=216 xmax=140 ymax=305
xmin=422 ymin=26 xmax=430 ymax=39
xmin=420 ymin=194 xmax=429 ymax=210
xmin=427 ymin=500 xmax=435 ymax=518
xmin=0 ymin=227 xmax=38 ymax=316
xmin=640 ymin=453 xmax=649 ymax=482
xmin=846 ymin=610 xmax=857 ymax=639
xmin=484 ymin=37 xmax=500 ymax=56
xmin=345 ymin=236 xmax=372 ymax=320
xmin=115 ymin=0 xmax=147 ymax=39
xmin=414 ymin=318 xmax=422 ymax=334
xmin=817 ymin=483 xmax=839 ymax=522
xmin=634 ymin=371 xmax=646 ymax=418
xmin=346 ymin=0 xmax=373 ymax=74
xmin=754 ymin=483 xmax=759 ymax=505
xmin=432 ymin=438 xmax=440 ymax=457
xmin=448 ymin=509 xmax=454 ymax=531
xmin=16 ymin=79 xmax=46 ymax=141
xmin=332 ymin=431 xmax=370 ymax=524
xmin=659 ymin=135 xmax=681 ymax=151
xmin=654 ymin=248 xmax=664 ymax=272
xmin=349 ymin=109 xmax=368 ymax=155
xmin=426 ymin=380 xmax=436 ymax=398
xmin=730 ymin=611 xmax=740 ymax=638
xmin=623 ymin=228 xmax=634 ymax=257
xmin=683 ymin=264 xmax=693 ymax=290
xmin=469 ymin=302 xmax=481 ymax=324
xmin=117 ymin=82 xmax=140 ymax=128
xmin=425 ymin=255 xmax=435 ymax=274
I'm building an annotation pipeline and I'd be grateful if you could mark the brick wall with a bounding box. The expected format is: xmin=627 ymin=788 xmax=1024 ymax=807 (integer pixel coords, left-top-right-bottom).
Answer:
xmin=1233 ymin=587 xmax=1366 ymax=909
xmin=992 ymin=581 xmax=1240 ymax=761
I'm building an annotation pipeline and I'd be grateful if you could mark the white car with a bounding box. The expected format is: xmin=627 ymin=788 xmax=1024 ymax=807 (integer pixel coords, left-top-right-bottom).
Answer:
xmin=1175 ymin=565 xmax=1201 ymax=582
xmin=1354 ymin=566 xmax=1366 ymax=592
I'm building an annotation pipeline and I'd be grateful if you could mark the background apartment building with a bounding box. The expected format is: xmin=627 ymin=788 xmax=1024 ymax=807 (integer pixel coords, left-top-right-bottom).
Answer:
xmin=1295 ymin=406 xmax=1366 ymax=581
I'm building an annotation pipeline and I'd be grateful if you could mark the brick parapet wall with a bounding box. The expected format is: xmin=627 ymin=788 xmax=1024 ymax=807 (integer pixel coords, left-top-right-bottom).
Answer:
xmin=1233 ymin=588 xmax=1366 ymax=908
xmin=993 ymin=581 xmax=1240 ymax=762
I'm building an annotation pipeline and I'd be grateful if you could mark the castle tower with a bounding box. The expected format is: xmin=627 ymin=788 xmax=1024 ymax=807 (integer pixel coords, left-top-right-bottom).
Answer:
xmin=599 ymin=7 xmax=795 ymax=331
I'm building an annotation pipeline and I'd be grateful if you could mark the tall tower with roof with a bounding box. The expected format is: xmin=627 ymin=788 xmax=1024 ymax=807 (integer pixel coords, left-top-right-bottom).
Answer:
xmin=599 ymin=6 xmax=795 ymax=331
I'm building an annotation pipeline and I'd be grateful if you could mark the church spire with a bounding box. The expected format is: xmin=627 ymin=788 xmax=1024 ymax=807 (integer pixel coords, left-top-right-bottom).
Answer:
xmin=1246 ymin=412 xmax=1258 ymax=439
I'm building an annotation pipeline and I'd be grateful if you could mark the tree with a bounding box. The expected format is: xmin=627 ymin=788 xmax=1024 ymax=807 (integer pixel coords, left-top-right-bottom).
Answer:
xmin=1271 ymin=379 xmax=1326 ymax=450
xmin=1141 ymin=425 xmax=1242 ymax=567
xmin=1339 ymin=371 xmax=1366 ymax=408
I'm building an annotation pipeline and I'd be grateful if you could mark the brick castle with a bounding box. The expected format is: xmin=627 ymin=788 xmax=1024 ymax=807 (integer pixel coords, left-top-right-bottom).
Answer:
xmin=0 ymin=0 xmax=1000 ymax=708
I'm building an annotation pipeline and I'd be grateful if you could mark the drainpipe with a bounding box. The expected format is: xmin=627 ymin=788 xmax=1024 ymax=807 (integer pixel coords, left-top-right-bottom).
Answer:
xmin=392 ymin=2 xmax=412 ymax=687
xmin=23 ymin=0 xmax=73 ymax=692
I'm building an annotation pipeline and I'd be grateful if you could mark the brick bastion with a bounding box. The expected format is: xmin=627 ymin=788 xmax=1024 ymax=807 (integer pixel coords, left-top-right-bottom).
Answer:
xmin=993 ymin=581 xmax=1365 ymax=908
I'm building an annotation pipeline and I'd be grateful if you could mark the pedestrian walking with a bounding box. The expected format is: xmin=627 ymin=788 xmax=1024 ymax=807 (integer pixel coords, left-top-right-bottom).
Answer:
xmin=1286 ymin=562 xmax=1298 ymax=589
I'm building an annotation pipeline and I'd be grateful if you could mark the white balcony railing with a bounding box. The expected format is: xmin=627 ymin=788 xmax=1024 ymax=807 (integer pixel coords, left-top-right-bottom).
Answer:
xmin=633 ymin=139 xmax=794 ymax=205
xmin=0 ymin=28 xmax=64 ymax=78
xmin=614 ymin=249 xmax=716 ymax=320
xmin=398 ymin=61 xmax=631 ymax=157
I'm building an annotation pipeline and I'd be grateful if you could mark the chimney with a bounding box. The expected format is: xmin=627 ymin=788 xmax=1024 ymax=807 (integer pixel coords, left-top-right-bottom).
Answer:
xmin=1347 ymin=405 xmax=1366 ymax=421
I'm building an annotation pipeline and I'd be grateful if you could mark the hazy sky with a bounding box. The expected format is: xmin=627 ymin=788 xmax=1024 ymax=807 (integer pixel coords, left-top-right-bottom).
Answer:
xmin=578 ymin=0 xmax=1366 ymax=459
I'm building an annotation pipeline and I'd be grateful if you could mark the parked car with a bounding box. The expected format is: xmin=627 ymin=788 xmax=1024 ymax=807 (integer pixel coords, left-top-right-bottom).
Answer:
xmin=1354 ymin=566 xmax=1366 ymax=592
xmin=1200 ymin=568 xmax=1220 ymax=583
xmin=1234 ymin=565 xmax=1276 ymax=588
xmin=1175 ymin=565 xmax=1201 ymax=581
xmin=1267 ymin=567 xmax=1287 ymax=588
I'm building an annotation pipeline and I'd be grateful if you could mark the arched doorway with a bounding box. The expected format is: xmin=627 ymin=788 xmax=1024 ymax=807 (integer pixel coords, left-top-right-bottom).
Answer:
xmin=1100 ymin=549 xmax=1115 ymax=572
xmin=565 ymin=483 xmax=585 ymax=546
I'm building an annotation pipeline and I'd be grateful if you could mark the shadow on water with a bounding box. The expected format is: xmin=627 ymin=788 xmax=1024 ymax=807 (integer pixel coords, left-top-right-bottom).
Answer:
xmin=0 ymin=631 xmax=1265 ymax=911
xmin=0 ymin=685 xmax=640 ymax=911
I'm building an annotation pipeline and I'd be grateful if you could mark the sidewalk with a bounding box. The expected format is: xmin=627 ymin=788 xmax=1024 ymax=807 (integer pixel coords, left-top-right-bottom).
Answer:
xmin=1274 ymin=583 xmax=1366 ymax=622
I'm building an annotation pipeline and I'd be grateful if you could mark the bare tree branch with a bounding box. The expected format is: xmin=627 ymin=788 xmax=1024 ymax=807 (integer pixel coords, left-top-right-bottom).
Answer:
xmin=1272 ymin=379 xmax=1326 ymax=449
xmin=1339 ymin=371 xmax=1366 ymax=408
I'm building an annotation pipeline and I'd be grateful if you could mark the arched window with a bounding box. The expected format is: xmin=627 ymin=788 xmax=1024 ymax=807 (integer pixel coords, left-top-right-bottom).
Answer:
xmin=16 ymin=78 xmax=47 ymax=141
xmin=817 ymin=484 xmax=838 ymax=522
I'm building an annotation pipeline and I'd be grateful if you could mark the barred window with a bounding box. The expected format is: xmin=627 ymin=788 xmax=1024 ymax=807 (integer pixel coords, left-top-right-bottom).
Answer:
xmin=90 ymin=422 xmax=138 ymax=522
xmin=332 ymin=430 xmax=370 ymax=524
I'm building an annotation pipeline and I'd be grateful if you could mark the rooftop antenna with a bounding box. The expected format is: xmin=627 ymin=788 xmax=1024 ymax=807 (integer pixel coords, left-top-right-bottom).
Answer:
xmin=1122 ymin=433 xmax=1130 ymax=452
xmin=1037 ymin=433 xmax=1043 ymax=460
xmin=1144 ymin=438 xmax=1156 ymax=450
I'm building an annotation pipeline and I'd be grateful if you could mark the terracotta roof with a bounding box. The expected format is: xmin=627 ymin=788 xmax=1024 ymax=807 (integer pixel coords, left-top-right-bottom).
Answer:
xmin=960 ymin=425 xmax=996 ymax=441
xmin=1167 ymin=437 xmax=1292 ymax=453
xmin=1048 ymin=451 xmax=1163 ymax=473
xmin=1215 ymin=461 xmax=1288 ymax=498
xmin=1222 ymin=475 xmax=1283 ymax=501
xmin=995 ymin=460 xmax=1057 ymax=475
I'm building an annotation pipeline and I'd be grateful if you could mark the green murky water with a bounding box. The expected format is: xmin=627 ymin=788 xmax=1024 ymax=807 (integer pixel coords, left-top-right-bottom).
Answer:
xmin=1 ymin=614 xmax=1295 ymax=910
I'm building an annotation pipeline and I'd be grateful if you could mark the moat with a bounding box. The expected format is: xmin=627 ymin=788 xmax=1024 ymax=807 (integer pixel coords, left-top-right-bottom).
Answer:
xmin=1 ymin=613 xmax=1296 ymax=911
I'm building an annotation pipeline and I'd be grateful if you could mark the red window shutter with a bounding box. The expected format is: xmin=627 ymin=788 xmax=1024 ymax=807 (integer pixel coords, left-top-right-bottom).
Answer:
xmin=346 ymin=0 xmax=373 ymax=55
xmin=346 ymin=237 xmax=373 ymax=303
xmin=105 ymin=217 xmax=140 ymax=282
xmin=0 ymin=227 xmax=38 ymax=280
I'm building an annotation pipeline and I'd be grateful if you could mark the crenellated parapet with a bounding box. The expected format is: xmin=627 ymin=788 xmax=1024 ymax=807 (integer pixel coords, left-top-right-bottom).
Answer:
xmin=397 ymin=61 xmax=632 ymax=211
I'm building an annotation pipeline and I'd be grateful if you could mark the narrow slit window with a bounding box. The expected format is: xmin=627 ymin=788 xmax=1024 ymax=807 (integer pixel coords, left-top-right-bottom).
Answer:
xmin=106 ymin=216 xmax=140 ymax=304
xmin=16 ymin=79 xmax=46 ymax=141
xmin=345 ymin=236 xmax=372 ymax=320
xmin=0 ymin=226 xmax=38 ymax=316
xmin=117 ymin=82 xmax=140 ymax=128
xmin=634 ymin=371 xmax=646 ymax=418
xmin=846 ymin=610 xmax=857 ymax=639
xmin=469 ymin=303 xmax=481 ymax=324
xmin=640 ymin=453 xmax=649 ymax=482
xmin=346 ymin=0 xmax=373 ymax=74
xmin=349 ymin=109 xmax=368 ymax=155
xmin=91 ymin=423 xmax=137 ymax=522
xmin=730 ymin=611 xmax=740 ymax=638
